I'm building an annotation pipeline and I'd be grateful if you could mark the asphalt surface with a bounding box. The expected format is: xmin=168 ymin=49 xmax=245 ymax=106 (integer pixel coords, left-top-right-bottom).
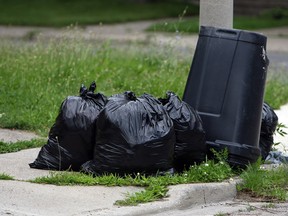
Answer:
xmin=0 ymin=21 xmax=288 ymax=215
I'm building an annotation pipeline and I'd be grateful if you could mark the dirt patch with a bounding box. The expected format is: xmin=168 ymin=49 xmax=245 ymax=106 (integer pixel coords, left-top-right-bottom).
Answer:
xmin=236 ymin=189 xmax=282 ymax=203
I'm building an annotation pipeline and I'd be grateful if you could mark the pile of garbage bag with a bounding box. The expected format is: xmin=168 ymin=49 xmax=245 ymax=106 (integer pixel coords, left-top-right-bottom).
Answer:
xmin=30 ymin=82 xmax=206 ymax=174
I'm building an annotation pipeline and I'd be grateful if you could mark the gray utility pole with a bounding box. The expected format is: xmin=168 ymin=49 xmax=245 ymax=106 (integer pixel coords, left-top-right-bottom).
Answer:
xmin=199 ymin=0 xmax=233 ymax=29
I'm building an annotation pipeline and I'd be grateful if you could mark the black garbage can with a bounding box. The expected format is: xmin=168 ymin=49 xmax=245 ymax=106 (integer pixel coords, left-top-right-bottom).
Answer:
xmin=183 ymin=26 xmax=269 ymax=167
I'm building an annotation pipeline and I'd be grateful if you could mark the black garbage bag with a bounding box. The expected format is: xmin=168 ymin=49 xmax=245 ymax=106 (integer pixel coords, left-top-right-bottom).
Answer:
xmin=81 ymin=91 xmax=175 ymax=175
xmin=159 ymin=91 xmax=206 ymax=172
xmin=29 ymin=81 xmax=107 ymax=171
xmin=259 ymin=102 xmax=278 ymax=160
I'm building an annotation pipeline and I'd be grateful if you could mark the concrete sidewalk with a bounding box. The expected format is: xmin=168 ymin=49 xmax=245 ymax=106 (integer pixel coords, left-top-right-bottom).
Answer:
xmin=0 ymin=148 xmax=238 ymax=216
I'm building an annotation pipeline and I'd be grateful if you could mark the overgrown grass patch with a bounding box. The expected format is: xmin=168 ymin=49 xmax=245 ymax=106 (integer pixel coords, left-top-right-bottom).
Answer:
xmin=0 ymin=36 xmax=190 ymax=135
xmin=237 ymin=160 xmax=288 ymax=201
xmin=0 ymin=139 xmax=45 ymax=154
xmin=115 ymin=183 xmax=169 ymax=206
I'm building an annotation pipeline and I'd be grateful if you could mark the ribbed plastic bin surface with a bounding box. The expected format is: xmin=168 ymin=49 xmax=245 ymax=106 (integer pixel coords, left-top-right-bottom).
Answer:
xmin=183 ymin=26 xmax=269 ymax=167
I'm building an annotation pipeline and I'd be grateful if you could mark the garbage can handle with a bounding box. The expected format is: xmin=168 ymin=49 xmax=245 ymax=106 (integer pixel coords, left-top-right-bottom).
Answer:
xmin=215 ymin=28 xmax=240 ymax=40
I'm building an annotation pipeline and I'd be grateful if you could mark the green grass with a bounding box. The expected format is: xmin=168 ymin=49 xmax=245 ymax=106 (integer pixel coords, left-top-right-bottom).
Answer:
xmin=265 ymin=68 xmax=288 ymax=109
xmin=214 ymin=213 xmax=228 ymax=216
xmin=115 ymin=183 xmax=169 ymax=206
xmin=0 ymin=139 xmax=45 ymax=154
xmin=30 ymin=151 xmax=233 ymax=206
xmin=0 ymin=173 xmax=14 ymax=180
xmin=0 ymin=0 xmax=198 ymax=27
xmin=147 ymin=9 xmax=288 ymax=33
xmin=0 ymin=36 xmax=190 ymax=135
xmin=237 ymin=160 xmax=288 ymax=201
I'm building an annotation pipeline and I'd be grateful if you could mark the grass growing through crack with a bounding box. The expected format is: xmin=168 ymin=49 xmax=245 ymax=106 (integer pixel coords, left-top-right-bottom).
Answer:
xmin=30 ymin=150 xmax=234 ymax=206
xmin=214 ymin=213 xmax=228 ymax=216
xmin=0 ymin=139 xmax=44 ymax=154
xmin=0 ymin=173 xmax=14 ymax=180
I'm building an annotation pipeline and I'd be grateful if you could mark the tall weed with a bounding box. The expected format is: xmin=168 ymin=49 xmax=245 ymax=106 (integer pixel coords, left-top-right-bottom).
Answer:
xmin=0 ymin=34 xmax=190 ymax=135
